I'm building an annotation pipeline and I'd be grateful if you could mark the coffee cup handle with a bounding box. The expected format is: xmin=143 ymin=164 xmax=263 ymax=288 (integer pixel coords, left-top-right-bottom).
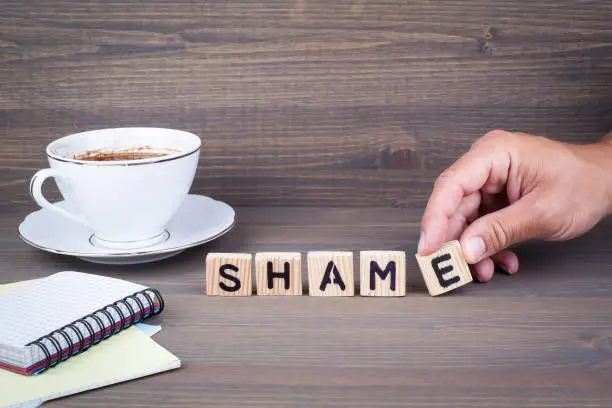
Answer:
xmin=30 ymin=169 xmax=87 ymax=226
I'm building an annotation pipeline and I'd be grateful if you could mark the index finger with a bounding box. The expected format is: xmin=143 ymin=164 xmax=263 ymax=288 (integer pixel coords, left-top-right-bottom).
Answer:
xmin=418 ymin=144 xmax=511 ymax=256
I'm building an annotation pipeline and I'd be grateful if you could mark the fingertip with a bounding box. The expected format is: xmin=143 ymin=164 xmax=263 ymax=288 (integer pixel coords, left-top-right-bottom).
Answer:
xmin=472 ymin=257 xmax=495 ymax=282
xmin=504 ymin=253 xmax=519 ymax=275
xmin=417 ymin=231 xmax=426 ymax=255
xmin=418 ymin=218 xmax=446 ymax=256
xmin=511 ymin=254 xmax=519 ymax=274
xmin=460 ymin=235 xmax=487 ymax=264
xmin=492 ymin=250 xmax=519 ymax=275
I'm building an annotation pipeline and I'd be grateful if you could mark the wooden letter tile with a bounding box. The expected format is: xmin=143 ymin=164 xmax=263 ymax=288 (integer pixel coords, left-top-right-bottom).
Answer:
xmin=255 ymin=252 xmax=302 ymax=296
xmin=307 ymin=252 xmax=354 ymax=296
xmin=415 ymin=240 xmax=473 ymax=296
xmin=206 ymin=253 xmax=253 ymax=296
xmin=360 ymin=251 xmax=406 ymax=296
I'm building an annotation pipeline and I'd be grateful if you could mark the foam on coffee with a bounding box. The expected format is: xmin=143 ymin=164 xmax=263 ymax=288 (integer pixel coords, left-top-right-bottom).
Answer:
xmin=73 ymin=146 xmax=173 ymax=161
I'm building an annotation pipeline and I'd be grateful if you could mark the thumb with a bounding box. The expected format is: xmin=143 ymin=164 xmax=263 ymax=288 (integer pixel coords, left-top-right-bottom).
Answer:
xmin=459 ymin=195 xmax=544 ymax=263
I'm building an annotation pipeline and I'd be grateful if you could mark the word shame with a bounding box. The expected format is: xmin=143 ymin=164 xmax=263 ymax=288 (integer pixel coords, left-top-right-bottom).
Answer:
xmin=205 ymin=241 xmax=471 ymax=297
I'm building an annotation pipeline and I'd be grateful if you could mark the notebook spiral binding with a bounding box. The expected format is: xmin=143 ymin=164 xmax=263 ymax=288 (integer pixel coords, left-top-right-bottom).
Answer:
xmin=26 ymin=288 xmax=164 ymax=374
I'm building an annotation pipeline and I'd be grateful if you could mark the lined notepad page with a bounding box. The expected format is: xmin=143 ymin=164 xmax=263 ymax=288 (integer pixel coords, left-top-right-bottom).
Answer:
xmin=1 ymin=327 xmax=181 ymax=408
xmin=0 ymin=271 xmax=148 ymax=348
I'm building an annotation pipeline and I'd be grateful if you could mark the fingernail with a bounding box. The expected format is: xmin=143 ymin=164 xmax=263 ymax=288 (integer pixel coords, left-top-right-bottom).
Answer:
xmin=498 ymin=264 xmax=512 ymax=275
xmin=498 ymin=263 xmax=514 ymax=275
xmin=464 ymin=236 xmax=486 ymax=263
xmin=417 ymin=231 xmax=426 ymax=254
xmin=505 ymin=260 xmax=518 ymax=275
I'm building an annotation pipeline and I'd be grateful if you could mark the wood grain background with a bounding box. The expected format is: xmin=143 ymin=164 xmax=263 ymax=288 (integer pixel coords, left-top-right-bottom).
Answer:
xmin=1 ymin=0 xmax=612 ymax=209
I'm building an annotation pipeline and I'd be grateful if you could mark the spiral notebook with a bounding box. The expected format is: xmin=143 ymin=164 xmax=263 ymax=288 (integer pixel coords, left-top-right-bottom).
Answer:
xmin=0 ymin=271 xmax=165 ymax=376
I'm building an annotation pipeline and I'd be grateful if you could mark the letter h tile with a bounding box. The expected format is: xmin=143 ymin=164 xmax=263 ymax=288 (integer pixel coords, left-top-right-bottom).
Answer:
xmin=255 ymin=252 xmax=302 ymax=295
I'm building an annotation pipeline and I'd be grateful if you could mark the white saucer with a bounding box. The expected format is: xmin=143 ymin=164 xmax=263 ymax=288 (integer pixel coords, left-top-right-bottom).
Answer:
xmin=18 ymin=194 xmax=236 ymax=265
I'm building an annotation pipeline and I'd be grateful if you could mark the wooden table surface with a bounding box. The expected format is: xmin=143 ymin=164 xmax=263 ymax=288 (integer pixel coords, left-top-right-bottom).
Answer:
xmin=2 ymin=206 xmax=612 ymax=407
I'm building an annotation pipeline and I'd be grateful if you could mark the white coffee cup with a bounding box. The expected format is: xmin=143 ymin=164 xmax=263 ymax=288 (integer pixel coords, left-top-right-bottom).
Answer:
xmin=29 ymin=127 xmax=201 ymax=250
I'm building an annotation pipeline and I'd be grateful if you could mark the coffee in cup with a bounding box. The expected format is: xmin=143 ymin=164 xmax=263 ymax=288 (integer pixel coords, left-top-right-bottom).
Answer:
xmin=73 ymin=147 xmax=170 ymax=162
xmin=30 ymin=128 xmax=201 ymax=250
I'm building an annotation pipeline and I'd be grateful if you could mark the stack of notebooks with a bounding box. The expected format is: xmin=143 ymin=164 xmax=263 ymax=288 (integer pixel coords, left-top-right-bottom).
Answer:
xmin=0 ymin=271 xmax=181 ymax=407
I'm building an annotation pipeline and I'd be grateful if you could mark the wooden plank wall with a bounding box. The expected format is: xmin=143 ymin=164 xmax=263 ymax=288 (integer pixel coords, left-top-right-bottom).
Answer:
xmin=1 ymin=0 xmax=611 ymax=209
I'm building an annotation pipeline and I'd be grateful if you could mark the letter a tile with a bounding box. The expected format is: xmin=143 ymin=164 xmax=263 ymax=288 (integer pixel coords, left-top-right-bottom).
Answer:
xmin=255 ymin=252 xmax=302 ymax=295
xmin=360 ymin=251 xmax=406 ymax=296
xmin=307 ymin=252 xmax=354 ymax=296
xmin=206 ymin=253 xmax=253 ymax=296
xmin=415 ymin=240 xmax=473 ymax=296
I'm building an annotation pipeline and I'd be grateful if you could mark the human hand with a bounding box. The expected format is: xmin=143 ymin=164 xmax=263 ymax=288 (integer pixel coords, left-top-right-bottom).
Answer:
xmin=418 ymin=130 xmax=612 ymax=282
